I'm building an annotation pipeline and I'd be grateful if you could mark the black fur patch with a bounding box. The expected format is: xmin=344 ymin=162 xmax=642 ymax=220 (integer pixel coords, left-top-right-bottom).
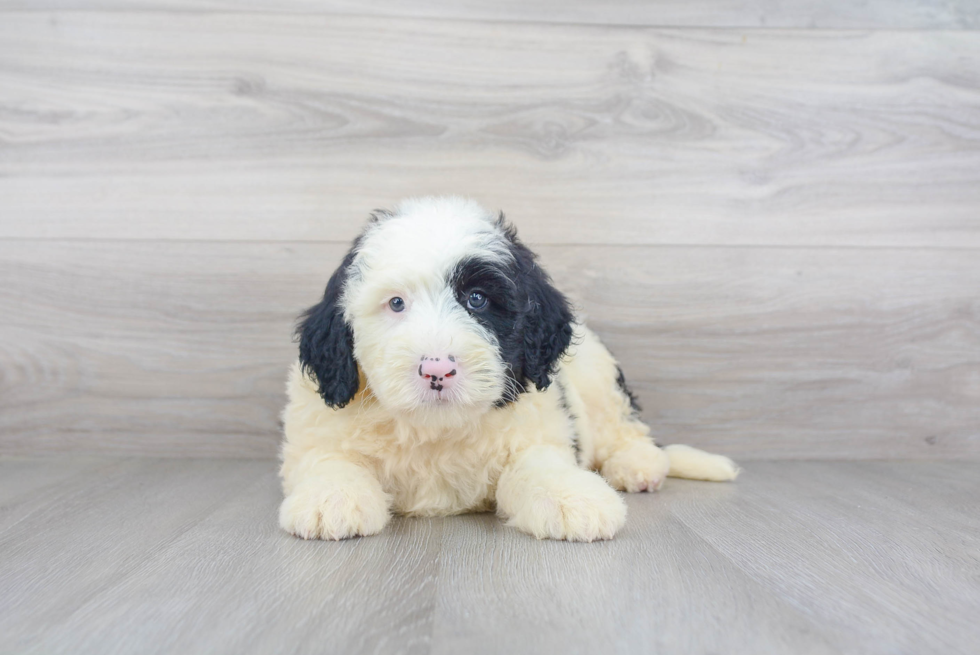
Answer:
xmin=450 ymin=215 xmax=574 ymax=405
xmin=555 ymin=379 xmax=581 ymax=462
xmin=296 ymin=240 xmax=361 ymax=408
xmin=615 ymin=365 xmax=642 ymax=415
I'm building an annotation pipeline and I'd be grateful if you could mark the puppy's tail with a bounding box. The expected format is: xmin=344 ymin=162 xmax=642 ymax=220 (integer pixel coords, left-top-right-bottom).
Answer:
xmin=663 ymin=444 xmax=741 ymax=482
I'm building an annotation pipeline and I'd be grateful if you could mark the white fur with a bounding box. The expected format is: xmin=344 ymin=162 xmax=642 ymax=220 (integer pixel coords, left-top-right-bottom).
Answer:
xmin=343 ymin=198 xmax=511 ymax=428
xmin=280 ymin=197 xmax=738 ymax=542
xmin=497 ymin=446 xmax=626 ymax=541
xmin=663 ymin=444 xmax=741 ymax=482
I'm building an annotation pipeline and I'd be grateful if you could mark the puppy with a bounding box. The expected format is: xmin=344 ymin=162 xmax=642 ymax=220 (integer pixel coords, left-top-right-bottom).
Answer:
xmin=279 ymin=197 xmax=739 ymax=542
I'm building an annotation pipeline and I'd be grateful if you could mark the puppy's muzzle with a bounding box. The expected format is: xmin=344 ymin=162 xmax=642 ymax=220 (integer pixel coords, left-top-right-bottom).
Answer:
xmin=418 ymin=355 xmax=457 ymax=393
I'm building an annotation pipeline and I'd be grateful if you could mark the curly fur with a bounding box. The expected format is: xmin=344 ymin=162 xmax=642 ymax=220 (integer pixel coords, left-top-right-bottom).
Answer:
xmin=280 ymin=197 xmax=739 ymax=542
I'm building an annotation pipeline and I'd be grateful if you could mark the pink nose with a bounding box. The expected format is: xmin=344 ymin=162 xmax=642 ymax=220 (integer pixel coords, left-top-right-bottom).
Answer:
xmin=418 ymin=355 xmax=457 ymax=392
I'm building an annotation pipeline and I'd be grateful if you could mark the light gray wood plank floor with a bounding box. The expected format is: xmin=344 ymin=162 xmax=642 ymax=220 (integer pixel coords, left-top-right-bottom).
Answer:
xmin=1 ymin=457 xmax=977 ymax=654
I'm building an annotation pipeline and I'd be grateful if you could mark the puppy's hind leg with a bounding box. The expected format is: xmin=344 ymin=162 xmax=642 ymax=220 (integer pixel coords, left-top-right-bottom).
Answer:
xmin=591 ymin=385 xmax=740 ymax=488
xmin=560 ymin=328 xmax=671 ymax=492
xmin=562 ymin=326 xmax=739 ymax=490
xmin=599 ymin=433 xmax=672 ymax=493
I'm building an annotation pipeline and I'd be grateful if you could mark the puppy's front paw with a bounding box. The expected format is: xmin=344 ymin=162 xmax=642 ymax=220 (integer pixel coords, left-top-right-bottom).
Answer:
xmin=505 ymin=471 xmax=627 ymax=542
xmin=601 ymin=441 xmax=671 ymax=493
xmin=279 ymin=481 xmax=389 ymax=541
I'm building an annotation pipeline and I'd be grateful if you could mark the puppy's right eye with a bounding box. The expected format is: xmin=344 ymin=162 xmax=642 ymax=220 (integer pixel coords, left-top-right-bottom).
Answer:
xmin=466 ymin=291 xmax=488 ymax=311
xmin=388 ymin=297 xmax=406 ymax=312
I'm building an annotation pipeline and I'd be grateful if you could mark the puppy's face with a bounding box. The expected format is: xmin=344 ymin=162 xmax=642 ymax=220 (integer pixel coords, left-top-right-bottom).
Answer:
xmin=297 ymin=197 xmax=573 ymax=428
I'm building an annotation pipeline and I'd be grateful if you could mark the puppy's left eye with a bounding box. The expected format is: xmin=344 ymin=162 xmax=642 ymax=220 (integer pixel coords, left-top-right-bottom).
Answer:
xmin=389 ymin=297 xmax=406 ymax=312
xmin=466 ymin=291 xmax=488 ymax=311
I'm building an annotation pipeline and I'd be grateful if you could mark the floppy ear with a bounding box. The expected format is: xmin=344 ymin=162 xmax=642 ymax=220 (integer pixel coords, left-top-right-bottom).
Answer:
xmin=498 ymin=221 xmax=574 ymax=391
xmin=520 ymin=263 xmax=574 ymax=390
xmin=296 ymin=246 xmax=360 ymax=408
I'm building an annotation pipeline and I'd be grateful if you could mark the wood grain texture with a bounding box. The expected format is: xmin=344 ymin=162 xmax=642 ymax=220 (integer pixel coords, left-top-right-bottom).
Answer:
xmin=21 ymin=461 xmax=441 ymax=655
xmin=2 ymin=240 xmax=977 ymax=459
xmin=1 ymin=13 xmax=979 ymax=246
xmin=0 ymin=456 xmax=114 ymax=532
xmin=2 ymin=458 xmax=978 ymax=654
xmin=669 ymin=461 xmax=980 ymax=654
xmin=0 ymin=457 xmax=271 ymax=653
xmin=1 ymin=0 xmax=978 ymax=29
xmin=429 ymin=505 xmax=839 ymax=654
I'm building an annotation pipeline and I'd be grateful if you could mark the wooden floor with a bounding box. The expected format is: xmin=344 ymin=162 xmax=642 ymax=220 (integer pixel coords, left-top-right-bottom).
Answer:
xmin=1 ymin=457 xmax=977 ymax=655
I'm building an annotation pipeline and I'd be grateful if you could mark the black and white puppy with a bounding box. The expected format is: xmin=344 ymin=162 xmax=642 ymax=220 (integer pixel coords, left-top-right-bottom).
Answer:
xmin=280 ymin=197 xmax=738 ymax=542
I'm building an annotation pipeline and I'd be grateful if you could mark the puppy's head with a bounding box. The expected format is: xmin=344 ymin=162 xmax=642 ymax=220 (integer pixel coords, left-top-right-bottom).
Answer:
xmin=297 ymin=197 xmax=574 ymax=427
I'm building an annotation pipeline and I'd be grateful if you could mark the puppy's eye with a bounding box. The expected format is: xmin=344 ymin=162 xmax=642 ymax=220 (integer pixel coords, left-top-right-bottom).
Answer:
xmin=388 ymin=297 xmax=406 ymax=312
xmin=466 ymin=291 xmax=488 ymax=311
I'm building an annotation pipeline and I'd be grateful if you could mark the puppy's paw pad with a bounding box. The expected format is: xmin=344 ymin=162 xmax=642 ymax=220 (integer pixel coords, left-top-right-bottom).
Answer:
xmin=602 ymin=442 xmax=671 ymax=493
xmin=279 ymin=484 xmax=389 ymax=540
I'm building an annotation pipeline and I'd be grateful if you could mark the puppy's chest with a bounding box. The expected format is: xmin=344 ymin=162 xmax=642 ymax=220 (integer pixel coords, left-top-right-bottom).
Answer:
xmin=370 ymin=436 xmax=510 ymax=516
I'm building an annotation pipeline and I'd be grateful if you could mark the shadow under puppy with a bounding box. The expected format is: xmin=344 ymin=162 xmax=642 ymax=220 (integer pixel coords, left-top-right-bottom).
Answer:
xmin=280 ymin=197 xmax=739 ymax=542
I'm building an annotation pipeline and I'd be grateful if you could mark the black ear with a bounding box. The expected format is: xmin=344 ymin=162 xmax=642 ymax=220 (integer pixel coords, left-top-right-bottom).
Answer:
xmin=521 ymin=264 xmax=574 ymax=390
xmin=296 ymin=245 xmax=360 ymax=408
xmin=500 ymin=221 xmax=573 ymax=391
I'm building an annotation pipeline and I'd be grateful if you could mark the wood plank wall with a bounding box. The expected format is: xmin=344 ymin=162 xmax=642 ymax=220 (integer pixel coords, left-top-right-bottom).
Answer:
xmin=1 ymin=3 xmax=978 ymax=459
